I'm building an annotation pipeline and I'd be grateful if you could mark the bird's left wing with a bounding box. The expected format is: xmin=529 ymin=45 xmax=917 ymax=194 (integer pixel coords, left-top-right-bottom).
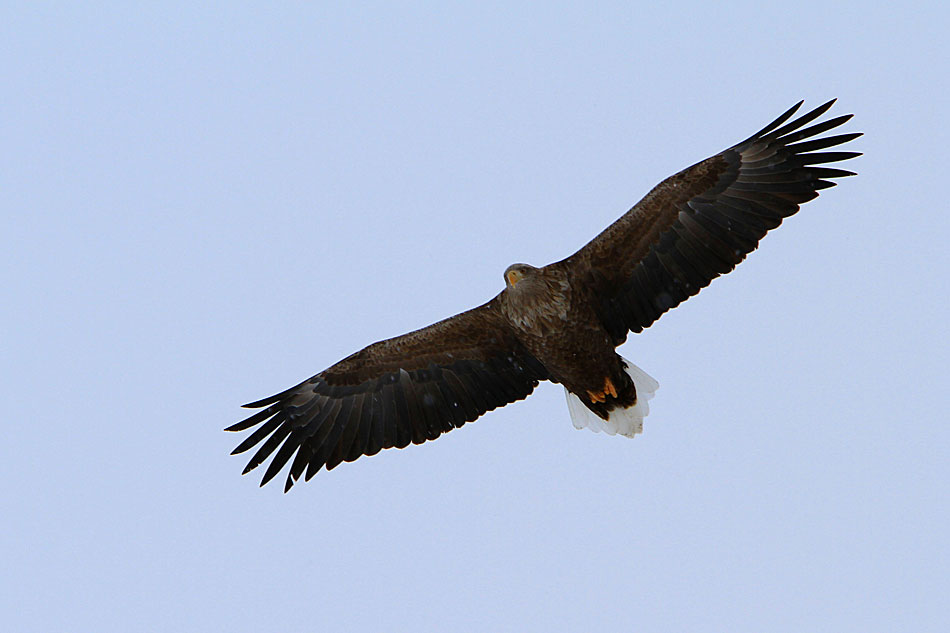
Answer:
xmin=226 ymin=298 xmax=546 ymax=490
xmin=558 ymin=100 xmax=861 ymax=344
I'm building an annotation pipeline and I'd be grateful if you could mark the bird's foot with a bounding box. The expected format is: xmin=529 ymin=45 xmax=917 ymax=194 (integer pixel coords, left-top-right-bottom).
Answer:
xmin=586 ymin=376 xmax=617 ymax=403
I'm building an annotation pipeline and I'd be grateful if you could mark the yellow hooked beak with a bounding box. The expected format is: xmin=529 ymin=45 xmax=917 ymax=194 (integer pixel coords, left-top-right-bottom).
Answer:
xmin=506 ymin=269 xmax=524 ymax=286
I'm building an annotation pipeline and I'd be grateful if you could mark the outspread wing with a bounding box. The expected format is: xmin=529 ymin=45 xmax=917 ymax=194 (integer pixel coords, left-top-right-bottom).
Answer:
xmin=226 ymin=298 xmax=547 ymax=490
xmin=561 ymin=100 xmax=861 ymax=344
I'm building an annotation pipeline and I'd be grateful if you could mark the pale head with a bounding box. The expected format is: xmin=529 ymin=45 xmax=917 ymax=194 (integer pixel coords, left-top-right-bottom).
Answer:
xmin=504 ymin=263 xmax=538 ymax=288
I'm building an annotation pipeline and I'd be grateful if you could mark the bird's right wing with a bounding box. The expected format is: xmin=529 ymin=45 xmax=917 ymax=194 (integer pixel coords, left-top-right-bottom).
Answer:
xmin=226 ymin=298 xmax=547 ymax=490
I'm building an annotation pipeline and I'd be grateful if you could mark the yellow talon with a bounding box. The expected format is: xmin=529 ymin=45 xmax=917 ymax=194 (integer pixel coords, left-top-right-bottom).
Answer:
xmin=587 ymin=377 xmax=617 ymax=403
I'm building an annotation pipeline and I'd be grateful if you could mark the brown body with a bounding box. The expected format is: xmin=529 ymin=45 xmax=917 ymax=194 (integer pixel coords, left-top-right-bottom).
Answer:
xmin=227 ymin=100 xmax=861 ymax=490
xmin=499 ymin=263 xmax=637 ymax=418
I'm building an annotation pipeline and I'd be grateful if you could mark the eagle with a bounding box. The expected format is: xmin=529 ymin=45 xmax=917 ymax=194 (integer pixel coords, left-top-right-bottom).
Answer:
xmin=227 ymin=100 xmax=860 ymax=491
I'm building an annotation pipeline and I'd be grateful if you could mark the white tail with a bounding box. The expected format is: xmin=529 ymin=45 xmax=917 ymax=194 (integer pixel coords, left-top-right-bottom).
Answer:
xmin=564 ymin=356 xmax=659 ymax=438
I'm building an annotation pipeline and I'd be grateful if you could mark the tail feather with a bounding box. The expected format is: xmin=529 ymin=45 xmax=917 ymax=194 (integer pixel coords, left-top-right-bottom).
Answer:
xmin=564 ymin=356 xmax=658 ymax=438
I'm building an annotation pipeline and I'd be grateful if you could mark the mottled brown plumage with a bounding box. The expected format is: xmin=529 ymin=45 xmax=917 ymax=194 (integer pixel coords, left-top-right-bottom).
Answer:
xmin=227 ymin=100 xmax=861 ymax=490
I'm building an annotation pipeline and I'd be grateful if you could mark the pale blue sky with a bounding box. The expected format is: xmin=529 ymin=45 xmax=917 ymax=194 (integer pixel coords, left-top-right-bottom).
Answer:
xmin=3 ymin=2 xmax=948 ymax=631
